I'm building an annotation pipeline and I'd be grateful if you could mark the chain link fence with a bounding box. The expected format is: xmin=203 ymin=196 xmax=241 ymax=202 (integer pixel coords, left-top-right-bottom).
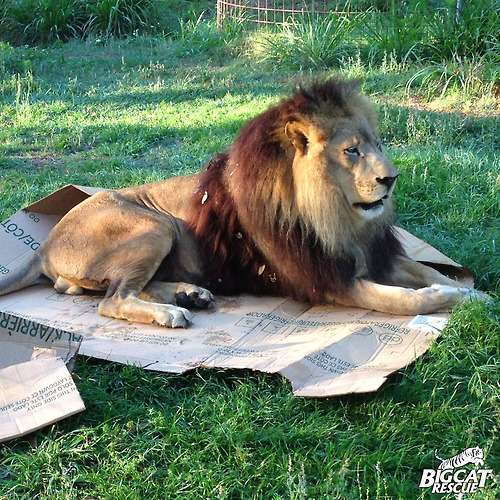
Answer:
xmin=216 ymin=1 xmax=390 ymax=28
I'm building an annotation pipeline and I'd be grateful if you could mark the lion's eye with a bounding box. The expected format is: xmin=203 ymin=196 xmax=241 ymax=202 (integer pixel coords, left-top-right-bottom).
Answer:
xmin=344 ymin=147 xmax=360 ymax=157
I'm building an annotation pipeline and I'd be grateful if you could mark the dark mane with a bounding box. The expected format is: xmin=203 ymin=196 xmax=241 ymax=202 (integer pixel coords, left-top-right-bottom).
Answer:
xmin=186 ymin=154 xmax=360 ymax=302
xmin=186 ymin=153 xmax=274 ymax=296
xmin=185 ymin=78 xmax=405 ymax=303
xmin=297 ymin=77 xmax=361 ymax=113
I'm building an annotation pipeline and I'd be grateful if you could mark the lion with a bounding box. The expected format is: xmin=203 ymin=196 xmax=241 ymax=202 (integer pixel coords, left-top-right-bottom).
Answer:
xmin=0 ymin=78 xmax=481 ymax=327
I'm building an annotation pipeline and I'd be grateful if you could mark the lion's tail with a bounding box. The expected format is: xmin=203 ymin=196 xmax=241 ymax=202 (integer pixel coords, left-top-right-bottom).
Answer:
xmin=0 ymin=253 xmax=45 ymax=296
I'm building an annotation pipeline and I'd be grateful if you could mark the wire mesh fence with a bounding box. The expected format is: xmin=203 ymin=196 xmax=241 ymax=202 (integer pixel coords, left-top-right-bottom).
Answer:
xmin=216 ymin=1 xmax=390 ymax=28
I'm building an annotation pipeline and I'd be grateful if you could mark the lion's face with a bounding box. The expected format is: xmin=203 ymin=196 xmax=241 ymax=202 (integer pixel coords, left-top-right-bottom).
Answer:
xmin=325 ymin=115 xmax=399 ymax=221
xmin=286 ymin=112 xmax=398 ymax=226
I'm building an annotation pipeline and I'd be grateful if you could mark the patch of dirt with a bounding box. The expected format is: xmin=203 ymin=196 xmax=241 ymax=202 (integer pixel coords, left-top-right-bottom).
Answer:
xmin=28 ymin=152 xmax=60 ymax=168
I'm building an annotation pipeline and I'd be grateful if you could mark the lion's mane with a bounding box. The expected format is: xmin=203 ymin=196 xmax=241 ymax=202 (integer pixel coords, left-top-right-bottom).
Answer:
xmin=186 ymin=78 xmax=405 ymax=303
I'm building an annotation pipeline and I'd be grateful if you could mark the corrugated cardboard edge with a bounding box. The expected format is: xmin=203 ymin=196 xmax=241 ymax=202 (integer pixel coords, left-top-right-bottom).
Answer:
xmin=26 ymin=185 xmax=104 ymax=216
xmin=395 ymin=227 xmax=474 ymax=286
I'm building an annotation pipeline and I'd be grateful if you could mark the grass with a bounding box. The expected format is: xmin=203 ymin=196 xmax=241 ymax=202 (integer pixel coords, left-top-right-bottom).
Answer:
xmin=251 ymin=11 xmax=364 ymax=70
xmin=0 ymin=18 xmax=499 ymax=500
xmin=0 ymin=0 xmax=213 ymax=44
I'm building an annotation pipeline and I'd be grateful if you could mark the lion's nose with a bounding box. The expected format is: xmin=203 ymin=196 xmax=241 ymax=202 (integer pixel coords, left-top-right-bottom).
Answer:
xmin=376 ymin=175 xmax=398 ymax=188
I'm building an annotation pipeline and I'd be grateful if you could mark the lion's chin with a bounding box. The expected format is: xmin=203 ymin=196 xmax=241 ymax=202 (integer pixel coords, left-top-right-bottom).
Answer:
xmin=353 ymin=197 xmax=386 ymax=220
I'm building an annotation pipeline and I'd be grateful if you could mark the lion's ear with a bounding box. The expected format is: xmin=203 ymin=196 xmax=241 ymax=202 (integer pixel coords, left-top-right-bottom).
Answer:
xmin=285 ymin=121 xmax=309 ymax=155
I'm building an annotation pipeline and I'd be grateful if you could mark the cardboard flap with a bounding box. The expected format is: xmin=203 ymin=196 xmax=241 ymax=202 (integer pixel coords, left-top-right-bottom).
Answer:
xmin=396 ymin=227 xmax=459 ymax=266
xmin=0 ymin=357 xmax=85 ymax=443
xmin=395 ymin=227 xmax=474 ymax=286
xmin=0 ymin=323 xmax=84 ymax=443
xmin=1 ymin=210 xmax=62 ymax=274
xmin=26 ymin=185 xmax=100 ymax=216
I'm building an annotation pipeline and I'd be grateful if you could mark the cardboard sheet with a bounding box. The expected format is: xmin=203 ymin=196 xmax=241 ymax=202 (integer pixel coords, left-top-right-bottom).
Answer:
xmin=0 ymin=322 xmax=84 ymax=443
xmin=0 ymin=185 xmax=474 ymax=439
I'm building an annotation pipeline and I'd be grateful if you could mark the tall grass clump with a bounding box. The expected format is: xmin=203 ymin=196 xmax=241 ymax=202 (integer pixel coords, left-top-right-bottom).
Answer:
xmin=406 ymin=52 xmax=498 ymax=101
xmin=0 ymin=0 xmax=86 ymax=45
xmin=0 ymin=0 xmax=168 ymax=45
xmin=423 ymin=0 xmax=500 ymax=61
xmin=175 ymin=12 xmax=245 ymax=59
xmin=85 ymin=0 xmax=161 ymax=39
xmin=252 ymin=11 xmax=364 ymax=70
xmin=362 ymin=0 xmax=429 ymax=64
xmin=405 ymin=1 xmax=499 ymax=102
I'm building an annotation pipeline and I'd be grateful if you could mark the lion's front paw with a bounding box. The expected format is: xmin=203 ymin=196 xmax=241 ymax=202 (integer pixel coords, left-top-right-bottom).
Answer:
xmin=415 ymin=284 xmax=466 ymax=313
xmin=463 ymin=288 xmax=492 ymax=304
xmin=175 ymin=286 xmax=215 ymax=309
xmin=154 ymin=305 xmax=193 ymax=328
xmin=415 ymin=283 xmax=491 ymax=314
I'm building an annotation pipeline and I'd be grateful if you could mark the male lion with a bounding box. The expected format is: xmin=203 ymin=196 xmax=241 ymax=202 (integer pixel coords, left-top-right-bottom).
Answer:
xmin=0 ymin=78 xmax=479 ymax=327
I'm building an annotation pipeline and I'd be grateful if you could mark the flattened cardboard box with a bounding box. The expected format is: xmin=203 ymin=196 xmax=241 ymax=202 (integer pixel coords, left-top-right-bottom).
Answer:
xmin=0 ymin=309 xmax=84 ymax=443
xmin=0 ymin=185 xmax=474 ymax=439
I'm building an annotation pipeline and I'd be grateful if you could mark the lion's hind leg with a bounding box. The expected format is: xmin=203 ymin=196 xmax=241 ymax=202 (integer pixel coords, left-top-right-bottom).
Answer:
xmin=95 ymin=245 xmax=197 ymax=328
xmin=99 ymin=281 xmax=215 ymax=329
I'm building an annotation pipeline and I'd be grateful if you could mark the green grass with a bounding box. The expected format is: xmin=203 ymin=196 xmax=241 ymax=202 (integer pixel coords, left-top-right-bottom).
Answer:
xmin=250 ymin=11 xmax=364 ymax=70
xmin=0 ymin=35 xmax=499 ymax=499
xmin=0 ymin=0 xmax=214 ymax=44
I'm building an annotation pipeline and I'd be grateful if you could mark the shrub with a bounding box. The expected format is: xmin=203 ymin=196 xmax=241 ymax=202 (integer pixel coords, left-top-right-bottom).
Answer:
xmin=0 ymin=41 xmax=32 ymax=74
xmin=85 ymin=0 xmax=161 ymax=39
xmin=423 ymin=0 xmax=500 ymax=61
xmin=0 ymin=0 xmax=86 ymax=45
xmin=252 ymin=11 xmax=364 ymax=70
xmin=362 ymin=0 xmax=429 ymax=63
